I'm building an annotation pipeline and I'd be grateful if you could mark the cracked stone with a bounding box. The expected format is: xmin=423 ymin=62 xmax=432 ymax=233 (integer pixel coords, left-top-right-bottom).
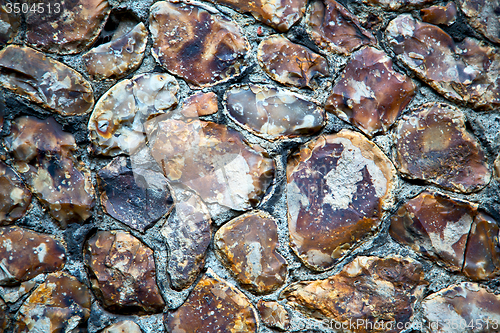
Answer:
xmin=362 ymin=0 xmax=433 ymax=10
xmin=225 ymin=84 xmax=325 ymax=140
xmin=102 ymin=320 xmax=142 ymax=333
xmin=287 ymin=130 xmax=396 ymax=271
xmin=395 ymin=102 xmax=491 ymax=193
xmin=0 ymin=161 xmax=32 ymax=225
xmin=0 ymin=3 xmax=20 ymax=44
xmin=457 ymin=0 xmax=500 ymax=45
xmin=421 ymin=2 xmax=457 ymax=26
xmin=0 ymin=45 xmax=94 ymax=116
xmin=180 ymin=92 xmax=219 ymax=118
xmin=257 ymin=300 xmax=290 ymax=331
xmin=325 ymin=46 xmax=416 ymax=137
xmin=257 ymin=35 xmax=329 ymax=88
xmin=149 ymin=0 xmax=248 ymax=88
xmin=215 ymin=210 xmax=287 ymax=294
xmin=0 ymin=280 xmax=37 ymax=303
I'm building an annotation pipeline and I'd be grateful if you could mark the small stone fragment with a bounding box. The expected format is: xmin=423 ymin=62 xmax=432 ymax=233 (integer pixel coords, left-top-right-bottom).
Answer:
xmin=257 ymin=35 xmax=329 ymax=88
xmin=306 ymin=0 xmax=376 ymax=55
xmin=287 ymin=130 xmax=396 ymax=271
xmin=102 ymin=320 xmax=142 ymax=333
xmin=25 ymin=0 xmax=110 ymax=54
xmin=362 ymin=0 xmax=433 ymax=10
xmin=0 ymin=161 xmax=31 ymax=225
xmin=0 ymin=226 xmax=66 ymax=285
xmin=14 ymin=272 xmax=91 ymax=333
xmin=325 ymin=46 xmax=416 ymax=137
xmin=0 ymin=99 xmax=4 ymax=129
xmin=421 ymin=2 xmax=457 ymax=26
xmin=215 ymin=211 xmax=287 ymax=294
xmin=257 ymin=300 xmax=290 ymax=331
xmin=225 ymin=84 xmax=325 ymax=140
xmin=0 ymin=45 xmax=94 ymax=116
xmin=395 ymin=102 xmax=490 ymax=193
xmin=282 ymin=256 xmax=428 ymax=332
xmin=83 ymin=22 xmax=148 ymax=80
xmin=85 ymin=230 xmax=164 ymax=314
xmin=0 ymin=3 xmax=20 ymax=44
xmin=458 ymin=0 xmax=500 ymax=44
xmin=0 ymin=297 xmax=6 ymax=331
xmin=180 ymin=92 xmax=219 ymax=118
xmin=165 ymin=268 xmax=258 ymax=333
xmin=88 ymin=73 xmax=179 ymax=156
xmin=495 ymin=154 xmax=500 ymax=180
xmin=0 ymin=280 xmax=36 ymax=303
xmin=149 ymin=1 xmax=249 ymax=87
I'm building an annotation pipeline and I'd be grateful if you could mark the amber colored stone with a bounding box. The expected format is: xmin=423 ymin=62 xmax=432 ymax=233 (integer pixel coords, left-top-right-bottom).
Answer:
xmin=0 ymin=45 xmax=94 ymax=116
xmin=257 ymin=35 xmax=329 ymax=88
xmin=88 ymin=73 xmax=179 ymax=156
xmin=5 ymin=116 xmax=95 ymax=226
xmin=458 ymin=0 xmax=500 ymax=44
xmin=0 ymin=161 xmax=31 ymax=225
xmin=83 ymin=22 xmax=147 ymax=80
xmin=257 ymin=300 xmax=290 ymax=331
xmin=325 ymin=46 xmax=415 ymax=137
xmin=0 ymin=226 xmax=65 ymax=285
xmin=395 ymin=103 xmax=491 ymax=193
xmin=165 ymin=268 xmax=258 ymax=333
xmin=0 ymin=3 xmax=20 ymax=44
xmin=85 ymin=230 xmax=164 ymax=314
xmin=102 ymin=320 xmax=142 ymax=333
xmin=282 ymin=256 xmax=427 ymax=332
xmin=225 ymin=84 xmax=325 ymax=140
xmin=362 ymin=0 xmax=432 ymax=10
xmin=25 ymin=0 xmax=110 ymax=54
xmin=215 ymin=211 xmax=287 ymax=294
xmin=287 ymin=130 xmax=396 ymax=271
xmin=14 ymin=272 xmax=91 ymax=333
xmin=306 ymin=0 xmax=376 ymax=55
xmin=421 ymin=2 xmax=457 ymax=26
xmin=180 ymin=92 xmax=219 ymax=118
xmin=147 ymin=118 xmax=274 ymax=211
xmin=149 ymin=1 xmax=248 ymax=88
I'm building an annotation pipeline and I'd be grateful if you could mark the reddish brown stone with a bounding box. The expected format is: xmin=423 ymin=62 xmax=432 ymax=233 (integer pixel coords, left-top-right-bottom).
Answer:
xmin=0 ymin=3 xmax=20 ymax=44
xmin=282 ymin=256 xmax=428 ymax=333
xmin=306 ymin=0 xmax=376 ymax=55
xmin=180 ymin=92 xmax=219 ymax=118
xmin=362 ymin=0 xmax=432 ymax=10
xmin=458 ymin=0 xmax=500 ymax=44
xmin=0 ymin=45 xmax=94 ymax=116
xmin=257 ymin=35 xmax=329 ymax=88
xmin=395 ymin=103 xmax=491 ymax=193
xmin=214 ymin=211 xmax=287 ymax=294
xmin=287 ymin=130 xmax=396 ymax=271
xmin=149 ymin=1 xmax=249 ymax=88
xmin=0 ymin=161 xmax=31 ymax=225
xmin=165 ymin=268 xmax=258 ymax=333
xmin=257 ymin=300 xmax=290 ymax=331
xmin=325 ymin=46 xmax=416 ymax=137
xmin=102 ymin=320 xmax=142 ymax=333
xmin=421 ymin=2 xmax=457 ymax=26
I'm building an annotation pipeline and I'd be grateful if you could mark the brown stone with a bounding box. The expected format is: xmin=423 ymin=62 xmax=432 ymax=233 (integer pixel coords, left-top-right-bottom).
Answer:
xmin=25 ymin=0 xmax=110 ymax=54
xmin=0 ymin=45 xmax=94 ymax=116
xmin=495 ymin=154 xmax=500 ymax=180
xmin=83 ymin=22 xmax=148 ymax=80
xmin=0 ymin=161 xmax=31 ymax=225
xmin=421 ymin=2 xmax=457 ymax=26
xmin=214 ymin=211 xmax=287 ymax=294
xmin=306 ymin=0 xmax=376 ymax=55
xmin=362 ymin=0 xmax=432 ymax=10
xmin=287 ymin=130 xmax=396 ymax=271
xmin=85 ymin=230 xmax=164 ymax=314
xmin=102 ymin=320 xmax=142 ymax=333
xmin=386 ymin=15 xmax=500 ymax=111
xmin=180 ymin=92 xmax=219 ymax=118
xmin=149 ymin=1 xmax=249 ymax=88
xmin=165 ymin=268 xmax=258 ymax=333
xmin=0 ymin=226 xmax=65 ymax=285
xmin=14 ymin=272 xmax=91 ymax=333
xmin=88 ymin=73 xmax=179 ymax=156
xmin=5 ymin=116 xmax=95 ymax=226
xmin=458 ymin=0 xmax=500 ymax=44
xmin=0 ymin=3 xmax=20 ymax=44
xmin=0 ymin=280 xmax=37 ymax=303
xmin=225 ymin=84 xmax=325 ymax=140
xmin=325 ymin=46 xmax=416 ymax=137
xmin=395 ymin=102 xmax=491 ymax=193
xmin=147 ymin=118 xmax=274 ymax=211
xmin=257 ymin=35 xmax=329 ymax=88
xmin=0 ymin=297 xmax=6 ymax=331
xmin=282 ymin=256 xmax=428 ymax=332
xmin=257 ymin=300 xmax=290 ymax=331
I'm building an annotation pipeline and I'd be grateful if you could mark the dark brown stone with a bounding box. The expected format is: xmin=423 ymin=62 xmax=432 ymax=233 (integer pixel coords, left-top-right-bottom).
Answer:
xmin=395 ymin=102 xmax=491 ymax=193
xmin=0 ymin=3 xmax=20 ymax=44
xmin=180 ymin=92 xmax=219 ymax=118
xmin=102 ymin=320 xmax=142 ymax=333
xmin=257 ymin=300 xmax=290 ymax=331
xmin=325 ymin=46 xmax=416 ymax=137
xmin=458 ymin=0 xmax=500 ymax=44
xmin=362 ymin=0 xmax=432 ymax=10
xmin=421 ymin=2 xmax=457 ymax=26
xmin=287 ymin=130 xmax=396 ymax=271
xmin=214 ymin=210 xmax=287 ymax=294
xmin=0 ymin=297 xmax=6 ymax=332
xmin=0 ymin=161 xmax=31 ymax=225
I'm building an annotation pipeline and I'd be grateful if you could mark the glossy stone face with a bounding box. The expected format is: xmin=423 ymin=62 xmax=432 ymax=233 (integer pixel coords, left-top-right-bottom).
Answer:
xmin=215 ymin=211 xmax=287 ymax=294
xmin=225 ymin=84 xmax=325 ymax=140
xmin=325 ymin=46 xmax=416 ymax=137
xmin=362 ymin=0 xmax=432 ymax=10
xmin=306 ymin=0 xmax=376 ymax=55
xmin=85 ymin=230 xmax=165 ymax=314
xmin=181 ymin=92 xmax=219 ymax=118
xmin=88 ymin=73 xmax=179 ymax=156
xmin=0 ymin=3 xmax=20 ymax=44
xmin=0 ymin=161 xmax=31 ymax=225
xmin=257 ymin=300 xmax=290 ymax=331
xmin=102 ymin=320 xmax=142 ymax=333
xmin=395 ymin=103 xmax=491 ymax=193
xmin=421 ymin=2 xmax=457 ymax=26
xmin=149 ymin=1 xmax=248 ymax=88
xmin=287 ymin=130 xmax=396 ymax=271
xmin=257 ymin=35 xmax=329 ymax=88
xmin=83 ymin=22 xmax=148 ymax=80
xmin=165 ymin=269 xmax=258 ymax=333
xmin=0 ymin=226 xmax=65 ymax=285
xmin=458 ymin=0 xmax=500 ymax=44
xmin=282 ymin=256 xmax=428 ymax=331
xmin=25 ymin=0 xmax=110 ymax=54
xmin=147 ymin=118 xmax=274 ymax=211
xmin=0 ymin=45 xmax=94 ymax=116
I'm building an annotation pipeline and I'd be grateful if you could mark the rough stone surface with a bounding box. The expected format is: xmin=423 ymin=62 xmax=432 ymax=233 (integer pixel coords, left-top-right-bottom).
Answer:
xmin=287 ymin=130 xmax=396 ymax=271
xmin=421 ymin=2 xmax=457 ymax=26
xmin=0 ymin=3 xmax=20 ymax=44
xmin=362 ymin=0 xmax=432 ymax=10
xmin=102 ymin=320 xmax=142 ymax=333
xmin=458 ymin=0 xmax=500 ymax=44
xmin=257 ymin=300 xmax=290 ymax=331
xmin=0 ymin=297 xmax=6 ymax=331
xmin=0 ymin=161 xmax=31 ymax=225
xmin=0 ymin=280 xmax=37 ymax=303
xmin=180 ymin=92 xmax=219 ymax=118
